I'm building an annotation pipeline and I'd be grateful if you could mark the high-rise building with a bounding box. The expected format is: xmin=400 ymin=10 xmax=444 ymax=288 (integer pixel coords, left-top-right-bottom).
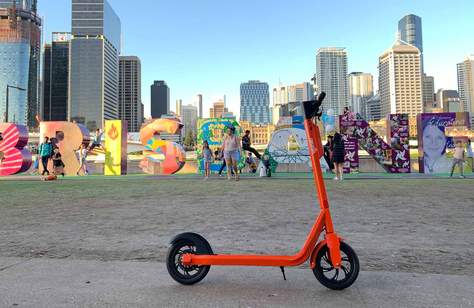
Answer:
xmin=42 ymin=32 xmax=71 ymax=121
xmin=196 ymin=94 xmax=203 ymax=118
xmin=457 ymin=56 xmax=474 ymax=126
xmin=398 ymin=14 xmax=423 ymax=54
xmin=288 ymin=82 xmax=314 ymax=103
xmin=69 ymin=0 xmax=121 ymax=131
xmin=240 ymin=80 xmax=270 ymax=124
xmin=119 ymin=56 xmax=142 ymax=132
xmin=150 ymin=81 xmax=170 ymax=118
xmin=0 ymin=0 xmax=41 ymax=126
xmin=316 ymin=48 xmax=348 ymax=116
xmin=366 ymin=94 xmax=382 ymax=121
xmin=348 ymin=72 xmax=374 ymax=118
xmin=422 ymin=74 xmax=435 ymax=110
xmin=436 ymin=89 xmax=461 ymax=112
xmin=379 ymin=39 xmax=423 ymax=118
xmin=209 ymin=100 xmax=228 ymax=118
xmin=181 ymin=104 xmax=198 ymax=138
xmin=175 ymin=99 xmax=182 ymax=116
xmin=272 ymin=85 xmax=288 ymax=125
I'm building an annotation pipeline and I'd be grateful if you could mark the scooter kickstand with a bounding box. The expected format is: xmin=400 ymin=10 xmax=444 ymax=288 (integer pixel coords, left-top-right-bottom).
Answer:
xmin=280 ymin=267 xmax=287 ymax=281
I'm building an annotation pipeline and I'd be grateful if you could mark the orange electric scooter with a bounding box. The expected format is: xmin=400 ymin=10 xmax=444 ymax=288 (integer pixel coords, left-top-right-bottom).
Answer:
xmin=166 ymin=93 xmax=360 ymax=290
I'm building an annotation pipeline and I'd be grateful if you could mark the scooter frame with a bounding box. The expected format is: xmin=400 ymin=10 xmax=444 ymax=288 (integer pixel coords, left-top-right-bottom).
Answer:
xmin=180 ymin=96 xmax=343 ymax=271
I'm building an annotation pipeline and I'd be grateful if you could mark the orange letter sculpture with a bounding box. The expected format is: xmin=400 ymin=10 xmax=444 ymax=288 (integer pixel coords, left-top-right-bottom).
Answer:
xmin=139 ymin=118 xmax=186 ymax=175
xmin=40 ymin=122 xmax=90 ymax=175
xmin=0 ymin=123 xmax=32 ymax=176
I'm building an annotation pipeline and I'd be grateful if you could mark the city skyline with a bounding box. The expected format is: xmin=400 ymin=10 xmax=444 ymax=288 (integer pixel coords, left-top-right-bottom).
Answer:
xmin=32 ymin=0 xmax=474 ymax=118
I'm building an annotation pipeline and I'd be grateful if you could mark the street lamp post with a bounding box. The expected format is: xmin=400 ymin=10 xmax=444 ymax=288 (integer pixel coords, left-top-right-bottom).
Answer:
xmin=5 ymin=85 xmax=26 ymax=123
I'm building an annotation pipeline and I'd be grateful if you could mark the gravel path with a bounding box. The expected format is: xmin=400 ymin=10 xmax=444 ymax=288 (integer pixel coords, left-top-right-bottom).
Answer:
xmin=0 ymin=177 xmax=473 ymax=276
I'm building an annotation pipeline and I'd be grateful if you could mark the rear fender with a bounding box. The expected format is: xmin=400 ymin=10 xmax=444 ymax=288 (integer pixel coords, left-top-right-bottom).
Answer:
xmin=170 ymin=232 xmax=214 ymax=254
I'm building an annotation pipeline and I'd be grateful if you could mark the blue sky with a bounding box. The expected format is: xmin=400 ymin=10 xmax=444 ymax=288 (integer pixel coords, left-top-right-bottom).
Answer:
xmin=39 ymin=0 xmax=474 ymax=117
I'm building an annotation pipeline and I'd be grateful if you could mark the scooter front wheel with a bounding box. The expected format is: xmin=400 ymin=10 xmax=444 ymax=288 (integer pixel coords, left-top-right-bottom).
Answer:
xmin=313 ymin=242 xmax=359 ymax=290
xmin=166 ymin=236 xmax=211 ymax=285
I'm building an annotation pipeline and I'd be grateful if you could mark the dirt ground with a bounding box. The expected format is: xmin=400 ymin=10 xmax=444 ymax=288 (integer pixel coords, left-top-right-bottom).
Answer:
xmin=0 ymin=177 xmax=473 ymax=276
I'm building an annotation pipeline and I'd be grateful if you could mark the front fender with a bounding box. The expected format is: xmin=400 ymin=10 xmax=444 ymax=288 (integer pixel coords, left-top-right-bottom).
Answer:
xmin=310 ymin=236 xmax=344 ymax=269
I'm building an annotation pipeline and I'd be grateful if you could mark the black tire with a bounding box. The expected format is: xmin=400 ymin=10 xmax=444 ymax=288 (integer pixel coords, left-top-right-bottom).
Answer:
xmin=313 ymin=242 xmax=359 ymax=290
xmin=166 ymin=237 xmax=211 ymax=285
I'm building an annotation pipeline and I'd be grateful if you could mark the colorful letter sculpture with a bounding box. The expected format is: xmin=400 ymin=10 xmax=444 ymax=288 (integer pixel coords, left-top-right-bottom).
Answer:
xmin=104 ymin=120 xmax=128 ymax=176
xmin=139 ymin=118 xmax=186 ymax=175
xmin=39 ymin=122 xmax=90 ymax=175
xmin=417 ymin=113 xmax=457 ymax=174
xmin=339 ymin=114 xmax=410 ymax=173
xmin=0 ymin=123 xmax=32 ymax=176
xmin=197 ymin=118 xmax=245 ymax=173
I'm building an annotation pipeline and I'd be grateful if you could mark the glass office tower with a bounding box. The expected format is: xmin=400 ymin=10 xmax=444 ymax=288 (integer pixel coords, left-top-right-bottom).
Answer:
xmin=0 ymin=0 xmax=41 ymax=126
xmin=69 ymin=0 xmax=121 ymax=131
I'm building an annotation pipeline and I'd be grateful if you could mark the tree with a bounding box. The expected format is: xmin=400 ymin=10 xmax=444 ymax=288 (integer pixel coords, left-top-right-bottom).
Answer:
xmin=184 ymin=130 xmax=195 ymax=149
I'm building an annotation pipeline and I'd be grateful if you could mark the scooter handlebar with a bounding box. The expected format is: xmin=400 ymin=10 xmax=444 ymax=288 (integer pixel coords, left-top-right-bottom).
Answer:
xmin=303 ymin=92 xmax=326 ymax=120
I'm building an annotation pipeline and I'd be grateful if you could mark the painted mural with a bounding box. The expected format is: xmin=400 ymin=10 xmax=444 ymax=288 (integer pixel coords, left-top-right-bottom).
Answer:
xmin=197 ymin=118 xmax=245 ymax=173
xmin=0 ymin=123 xmax=32 ymax=176
xmin=339 ymin=114 xmax=410 ymax=173
xmin=104 ymin=120 xmax=128 ymax=176
xmin=139 ymin=118 xmax=186 ymax=175
xmin=417 ymin=113 xmax=457 ymax=174
xmin=39 ymin=121 xmax=90 ymax=175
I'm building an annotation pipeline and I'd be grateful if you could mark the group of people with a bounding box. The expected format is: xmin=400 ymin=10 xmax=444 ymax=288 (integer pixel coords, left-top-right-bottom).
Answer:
xmin=36 ymin=129 xmax=104 ymax=177
xmin=201 ymin=128 xmax=261 ymax=180
xmin=37 ymin=136 xmax=65 ymax=177
xmin=323 ymin=133 xmax=346 ymax=181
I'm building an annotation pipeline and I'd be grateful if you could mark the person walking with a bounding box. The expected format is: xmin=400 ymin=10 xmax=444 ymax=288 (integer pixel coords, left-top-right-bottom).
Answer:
xmin=242 ymin=130 xmax=261 ymax=159
xmin=331 ymin=133 xmax=345 ymax=181
xmin=221 ymin=126 xmax=241 ymax=181
xmin=38 ymin=137 xmax=53 ymax=176
xmin=202 ymin=140 xmax=213 ymax=179
xmin=450 ymin=140 xmax=465 ymax=178
xmin=216 ymin=149 xmax=234 ymax=177
xmin=76 ymin=144 xmax=89 ymax=176
xmin=324 ymin=135 xmax=334 ymax=173
xmin=467 ymin=139 xmax=473 ymax=173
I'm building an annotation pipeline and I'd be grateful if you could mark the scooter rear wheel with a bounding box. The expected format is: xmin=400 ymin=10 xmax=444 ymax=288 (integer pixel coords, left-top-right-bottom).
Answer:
xmin=166 ymin=238 xmax=211 ymax=285
xmin=313 ymin=242 xmax=359 ymax=290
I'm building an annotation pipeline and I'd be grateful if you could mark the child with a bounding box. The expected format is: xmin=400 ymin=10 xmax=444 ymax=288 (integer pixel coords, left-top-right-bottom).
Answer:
xmin=52 ymin=147 xmax=65 ymax=177
xmin=450 ymin=140 xmax=465 ymax=178
xmin=76 ymin=144 xmax=89 ymax=176
xmin=246 ymin=152 xmax=257 ymax=174
xmin=202 ymin=140 xmax=213 ymax=179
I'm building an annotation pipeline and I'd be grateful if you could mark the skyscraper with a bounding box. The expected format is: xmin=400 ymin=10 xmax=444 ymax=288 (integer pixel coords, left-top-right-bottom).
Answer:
xmin=422 ymin=74 xmax=435 ymax=109
xmin=316 ymin=48 xmax=348 ymax=115
xmin=69 ymin=0 xmax=121 ymax=131
xmin=379 ymin=39 xmax=423 ymax=118
xmin=240 ymin=80 xmax=270 ymax=124
xmin=457 ymin=56 xmax=474 ymax=126
xmin=196 ymin=94 xmax=203 ymax=118
xmin=150 ymin=81 xmax=170 ymax=118
xmin=119 ymin=56 xmax=143 ymax=132
xmin=348 ymin=72 xmax=374 ymax=118
xmin=365 ymin=94 xmax=382 ymax=121
xmin=175 ymin=99 xmax=182 ymax=116
xmin=0 ymin=0 xmax=41 ymax=126
xmin=272 ymin=85 xmax=289 ymax=125
xmin=42 ymin=32 xmax=71 ymax=121
xmin=209 ymin=100 xmax=227 ymax=118
xmin=398 ymin=14 xmax=423 ymax=54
